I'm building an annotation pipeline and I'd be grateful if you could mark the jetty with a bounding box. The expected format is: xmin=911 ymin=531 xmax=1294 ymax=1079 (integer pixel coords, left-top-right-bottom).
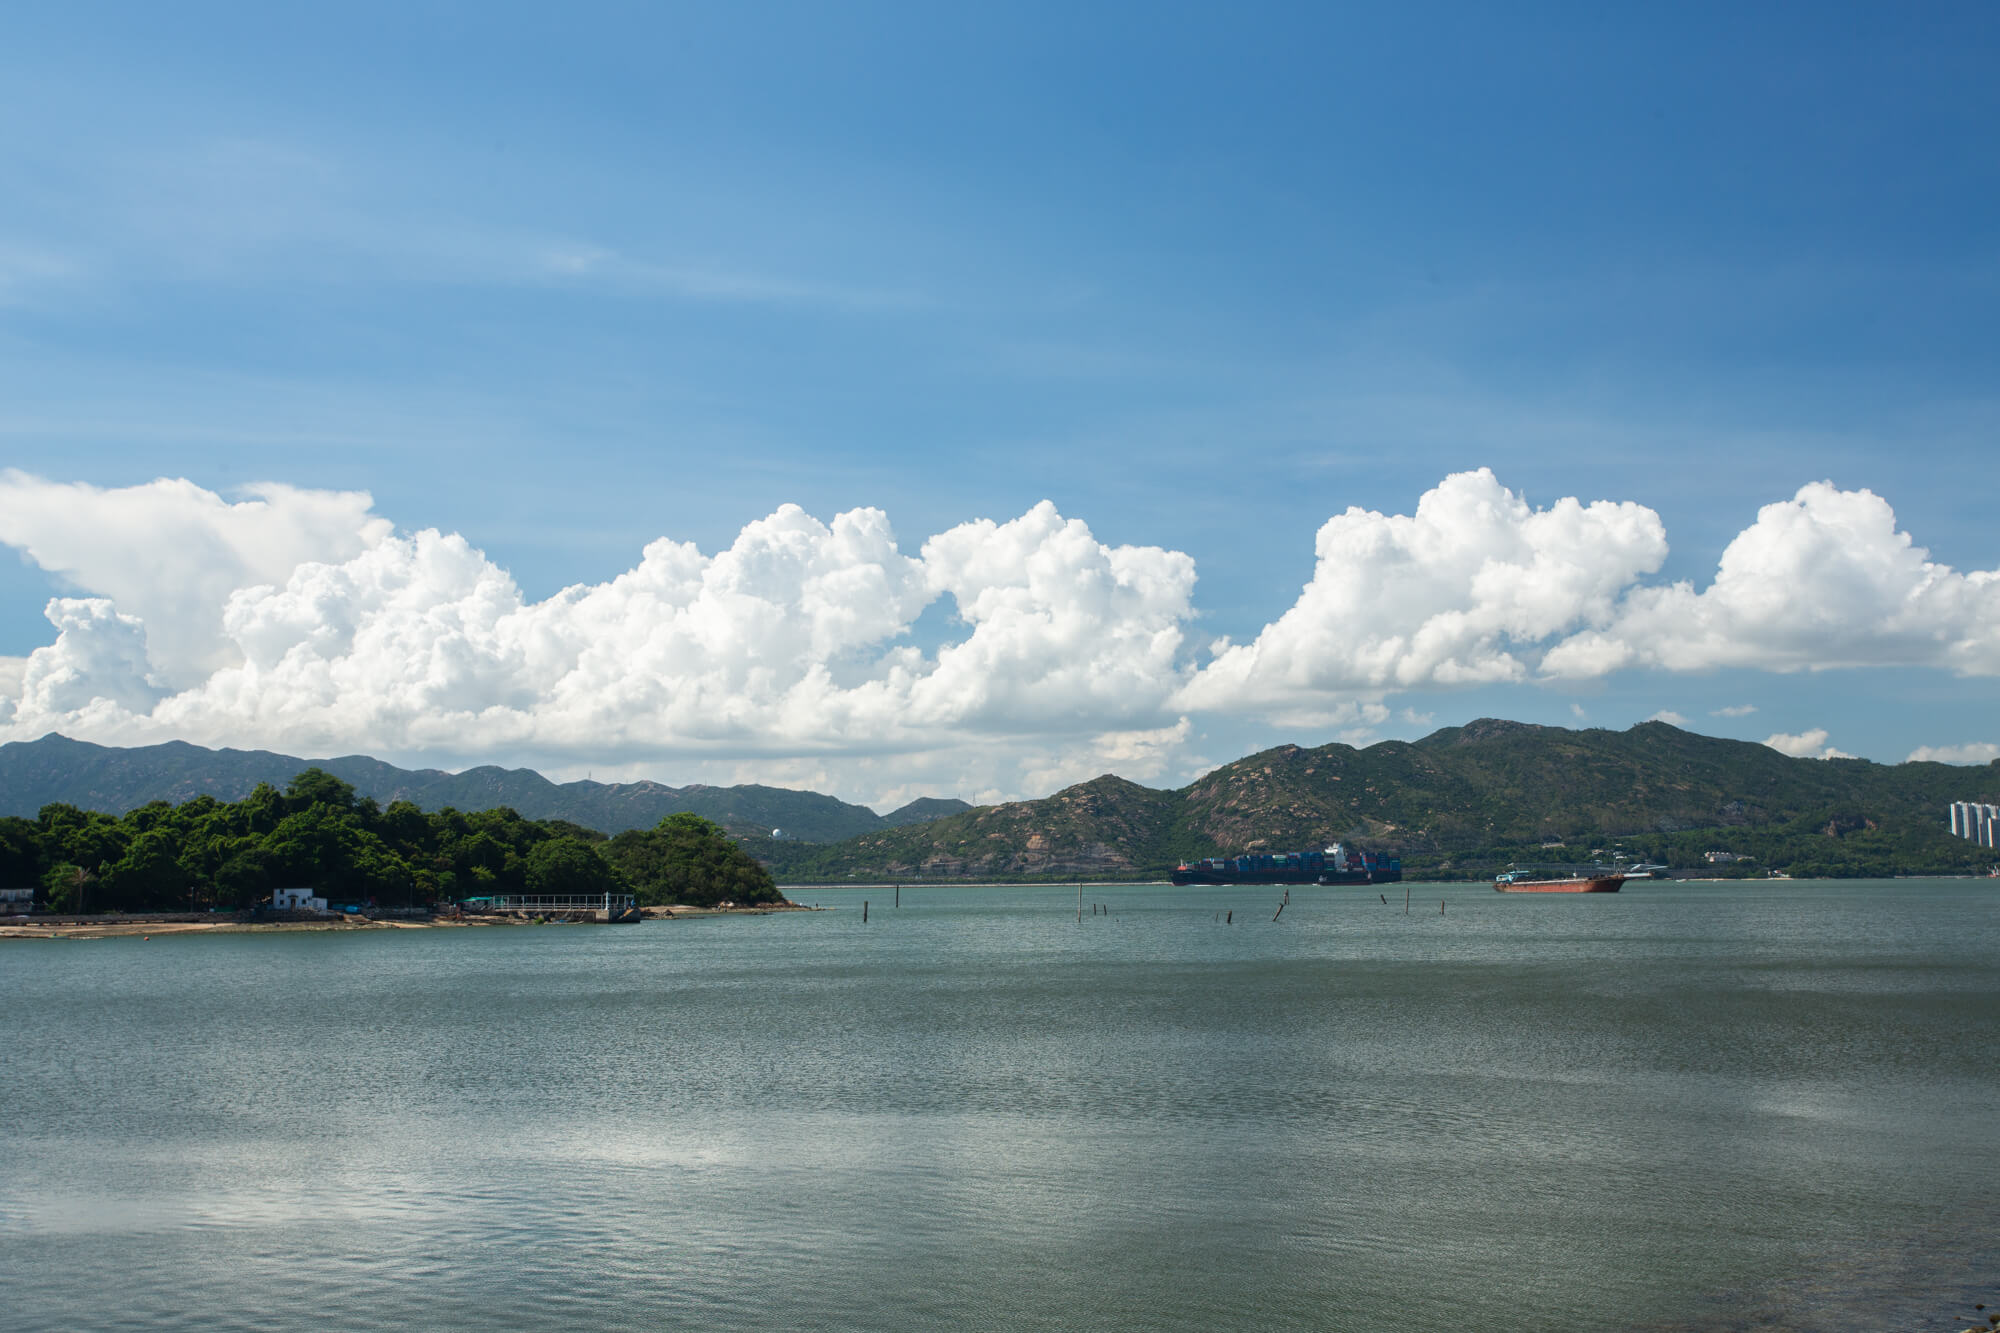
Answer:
xmin=459 ymin=892 xmax=641 ymax=922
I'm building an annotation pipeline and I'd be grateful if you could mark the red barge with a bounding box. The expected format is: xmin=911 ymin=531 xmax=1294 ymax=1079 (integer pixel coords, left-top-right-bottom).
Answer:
xmin=1493 ymin=869 xmax=1625 ymax=893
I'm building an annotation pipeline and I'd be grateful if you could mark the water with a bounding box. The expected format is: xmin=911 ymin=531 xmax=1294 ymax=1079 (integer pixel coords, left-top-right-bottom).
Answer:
xmin=4 ymin=879 xmax=1997 ymax=1332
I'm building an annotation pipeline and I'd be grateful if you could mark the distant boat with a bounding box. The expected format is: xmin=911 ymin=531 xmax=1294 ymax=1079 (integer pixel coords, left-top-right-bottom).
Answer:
xmin=1171 ymin=842 xmax=1401 ymax=886
xmin=1494 ymin=868 xmax=1624 ymax=893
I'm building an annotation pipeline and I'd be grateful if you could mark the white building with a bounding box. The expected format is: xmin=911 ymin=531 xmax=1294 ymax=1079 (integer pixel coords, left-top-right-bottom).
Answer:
xmin=272 ymin=887 xmax=328 ymax=912
xmin=0 ymin=887 xmax=33 ymax=914
xmin=1948 ymin=802 xmax=1999 ymax=848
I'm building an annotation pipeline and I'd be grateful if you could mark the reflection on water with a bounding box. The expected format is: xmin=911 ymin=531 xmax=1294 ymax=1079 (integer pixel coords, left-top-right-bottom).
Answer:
xmin=3 ymin=879 xmax=1996 ymax=1332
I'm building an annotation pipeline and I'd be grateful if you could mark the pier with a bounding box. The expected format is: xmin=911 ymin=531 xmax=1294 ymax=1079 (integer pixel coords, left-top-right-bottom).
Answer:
xmin=460 ymin=892 xmax=639 ymax=922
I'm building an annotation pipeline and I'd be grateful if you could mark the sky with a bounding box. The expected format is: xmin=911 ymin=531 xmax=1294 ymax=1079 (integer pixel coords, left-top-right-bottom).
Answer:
xmin=0 ymin=2 xmax=1995 ymax=808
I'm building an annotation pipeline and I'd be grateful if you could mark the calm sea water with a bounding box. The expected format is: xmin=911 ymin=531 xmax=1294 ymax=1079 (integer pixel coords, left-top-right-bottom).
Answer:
xmin=4 ymin=879 xmax=1997 ymax=1332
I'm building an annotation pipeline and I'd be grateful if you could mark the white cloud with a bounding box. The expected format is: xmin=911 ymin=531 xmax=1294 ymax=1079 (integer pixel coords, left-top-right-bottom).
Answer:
xmin=1763 ymin=728 xmax=1853 ymax=760
xmin=0 ymin=481 xmax=1197 ymax=802
xmin=0 ymin=472 xmax=389 ymax=688
xmin=1543 ymin=483 xmax=2000 ymax=680
xmin=1906 ymin=742 xmax=2000 ymax=765
xmin=1178 ymin=469 xmax=1667 ymax=711
xmin=1 ymin=468 xmax=1993 ymax=803
xmin=1647 ymin=710 xmax=1688 ymax=726
xmin=14 ymin=599 xmax=161 ymax=720
xmin=1711 ymin=704 xmax=1758 ymax=718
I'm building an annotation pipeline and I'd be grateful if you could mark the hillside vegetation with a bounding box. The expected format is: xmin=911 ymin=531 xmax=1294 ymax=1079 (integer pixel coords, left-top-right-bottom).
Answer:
xmin=0 ymin=734 xmax=965 ymax=841
xmin=763 ymin=721 xmax=2000 ymax=881
xmin=0 ymin=769 xmax=783 ymax=911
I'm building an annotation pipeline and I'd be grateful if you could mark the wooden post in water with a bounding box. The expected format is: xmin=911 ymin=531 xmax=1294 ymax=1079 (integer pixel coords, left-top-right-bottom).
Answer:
xmin=895 ymin=883 xmax=900 ymax=908
xmin=1405 ymin=883 xmax=1410 ymax=915
xmin=863 ymin=900 xmax=869 ymax=924
xmin=1077 ymin=881 xmax=1083 ymax=924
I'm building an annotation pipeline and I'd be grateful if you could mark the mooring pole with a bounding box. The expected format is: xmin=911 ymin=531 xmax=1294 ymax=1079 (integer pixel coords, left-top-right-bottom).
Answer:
xmin=863 ymin=900 xmax=869 ymax=924
xmin=1077 ymin=881 xmax=1083 ymax=924
xmin=895 ymin=883 xmax=900 ymax=908
xmin=1405 ymin=883 xmax=1410 ymax=915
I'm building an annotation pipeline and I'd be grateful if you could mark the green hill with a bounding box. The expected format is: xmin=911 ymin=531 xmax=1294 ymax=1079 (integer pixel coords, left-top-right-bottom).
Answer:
xmin=0 ymin=734 xmax=899 ymax=843
xmin=765 ymin=721 xmax=2000 ymax=881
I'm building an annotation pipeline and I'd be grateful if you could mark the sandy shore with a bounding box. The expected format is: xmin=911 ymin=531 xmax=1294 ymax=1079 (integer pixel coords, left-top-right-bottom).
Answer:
xmin=0 ymin=916 xmax=494 ymax=940
xmin=2 ymin=902 xmax=812 ymax=939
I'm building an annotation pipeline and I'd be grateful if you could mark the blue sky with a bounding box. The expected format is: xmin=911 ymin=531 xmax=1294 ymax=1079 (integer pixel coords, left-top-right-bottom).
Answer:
xmin=0 ymin=3 xmax=1995 ymax=803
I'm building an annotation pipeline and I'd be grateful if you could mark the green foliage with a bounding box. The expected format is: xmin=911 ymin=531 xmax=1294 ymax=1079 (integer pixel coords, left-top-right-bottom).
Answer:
xmin=0 ymin=766 xmax=747 ymax=914
xmin=285 ymin=768 xmax=358 ymax=811
xmin=606 ymin=812 xmax=783 ymax=907
xmin=0 ymin=733 xmax=894 ymax=840
xmin=525 ymin=837 xmax=624 ymax=897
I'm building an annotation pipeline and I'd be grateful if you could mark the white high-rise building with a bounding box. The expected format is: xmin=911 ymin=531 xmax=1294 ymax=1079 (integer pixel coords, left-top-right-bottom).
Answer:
xmin=1947 ymin=801 xmax=2000 ymax=848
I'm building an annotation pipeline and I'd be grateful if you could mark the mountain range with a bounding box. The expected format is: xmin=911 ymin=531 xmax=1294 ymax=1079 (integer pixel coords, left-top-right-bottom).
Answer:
xmin=6 ymin=721 xmax=1997 ymax=881
xmin=756 ymin=719 xmax=2000 ymax=880
xmin=0 ymin=733 xmax=967 ymax=841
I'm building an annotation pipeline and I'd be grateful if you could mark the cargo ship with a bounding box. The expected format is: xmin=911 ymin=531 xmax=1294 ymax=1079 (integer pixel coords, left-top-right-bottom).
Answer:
xmin=1493 ymin=868 xmax=1625 ymax=893
xmin=1171 ymin=842 xmax=1400 ymax=886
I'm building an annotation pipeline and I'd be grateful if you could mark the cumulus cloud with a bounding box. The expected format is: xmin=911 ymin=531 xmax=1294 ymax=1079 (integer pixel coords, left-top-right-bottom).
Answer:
xmin=13 ymin=599 xmax=161 ymax=720
xmin=1543 ymin=483 xmax=2000 ymax=679
xmin=0 ymin=472 xmax=389 ymax=688
xmin=1647 ymin=710 xmax=1689 ymax=726
xmin=1763 ymin=728 xmax=1852 ymax=760
xmin=1711 ymin=704 xmax=1758 ymax=718
xmin=0 ymin=481 xmax=1197 ymax=800
xmin=1906 ymin=742 xmax=2000 ymax=765
xmin=1178 ymin=469 xmax=1667 ymax=712
xmin=1 ymin=468 xmax=1994 ymax=802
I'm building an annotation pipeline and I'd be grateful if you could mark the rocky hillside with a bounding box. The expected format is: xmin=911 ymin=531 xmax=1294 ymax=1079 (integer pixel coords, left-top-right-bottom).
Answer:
xmin=767 ymin=720 xmax=2000 ymax=880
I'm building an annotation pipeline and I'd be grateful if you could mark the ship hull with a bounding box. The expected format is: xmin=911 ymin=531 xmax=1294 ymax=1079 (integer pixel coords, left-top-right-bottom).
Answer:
xmin=1170 ymin=843 xmax=1400 ymax=887
xmin=1171 ymin=868 xmax=1327 ymax=886
xmin=1493 ymin=875 xmax=1624 ymax=893
xmin=1168 ymin=867 xmax=1400 ymax=886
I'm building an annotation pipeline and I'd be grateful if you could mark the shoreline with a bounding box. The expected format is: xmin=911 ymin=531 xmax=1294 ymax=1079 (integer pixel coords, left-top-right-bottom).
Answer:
xmin=1 ymin=901 xmax=812 ymax=940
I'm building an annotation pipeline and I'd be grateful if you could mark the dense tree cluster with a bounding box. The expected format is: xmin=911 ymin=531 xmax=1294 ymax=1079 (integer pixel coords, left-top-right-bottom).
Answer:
xmin=0 ymin=769 xmax=784 ymax=912
xmin=608 ymin=813 xmax=784 ymax=906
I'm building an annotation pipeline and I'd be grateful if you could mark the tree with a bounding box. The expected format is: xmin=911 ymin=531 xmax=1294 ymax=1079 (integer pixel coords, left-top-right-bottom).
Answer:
xmin=524 ymin=837 xmax=624 ymax=897
xmin=285 ymin=768 xmax=357 ymax=812
xmin=606 ymin=813 xmax=784 ymax=907
xmin=102 ymin=828 xmax=186 ymax=911
xmin=0 ymin=816 xmax=40 ymax=893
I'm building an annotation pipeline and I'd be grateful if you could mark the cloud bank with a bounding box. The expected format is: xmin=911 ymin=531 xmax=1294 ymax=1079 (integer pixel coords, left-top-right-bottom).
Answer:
xmin=1906 ymin=742 xmax=2000 ymax=765
xmin=1178 ymin=469 xmax=1668 ymax=715
xmin=1762 ymin=728 xmax=1853 ymax=760
xmin=1 ymin=470 xmax=1992 ymax=802
xmin=1541 ymin=482 xmax=2000 ymax=679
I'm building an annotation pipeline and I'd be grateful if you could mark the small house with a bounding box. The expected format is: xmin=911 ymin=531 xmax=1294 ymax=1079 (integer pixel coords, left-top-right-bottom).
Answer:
xmin=272 ymin=887 xmax=328 ymax=912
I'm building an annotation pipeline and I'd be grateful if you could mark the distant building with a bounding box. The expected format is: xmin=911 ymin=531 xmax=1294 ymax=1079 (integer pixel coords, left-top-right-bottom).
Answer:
xmin=1949 ymin=802 xmax=2000 ymax=849
xmin=272 ymin=887 xmax=328 ymax=912
xmin=0 ymin=887 xmax=33 ymax=914
xmin=1704 ymin=851 xmax=1741 ymax=864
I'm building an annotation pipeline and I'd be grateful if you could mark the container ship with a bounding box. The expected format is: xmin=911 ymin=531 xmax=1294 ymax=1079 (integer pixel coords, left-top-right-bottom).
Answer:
xmin=1170 ymin=842 xmax=1400 ymax=886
